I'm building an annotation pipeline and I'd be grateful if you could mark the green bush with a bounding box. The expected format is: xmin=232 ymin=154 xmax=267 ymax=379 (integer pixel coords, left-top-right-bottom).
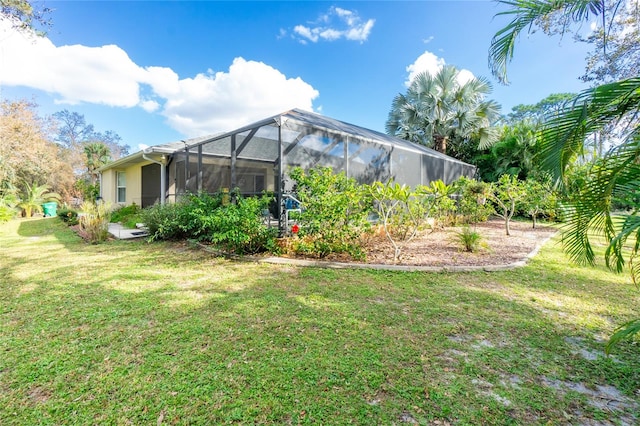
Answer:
xmin=139 ymin=202 xmax=190 ymax=242
xmin=140 ymin=192 xmax=276 ymax=254
xmin=288 ymin=167 xmax=371 ymax=259
xmin=110 ymin=203 xmax=141 ymax=227
xmin=57 ymin=208 xmax=79 ymax=225
xmin=199 ymin=194 xmax=277 ymax=254
xmin=452 ymin=176 xmax=494 ymax=224
xmin=0 ymin=204 xmax=16 ymax=222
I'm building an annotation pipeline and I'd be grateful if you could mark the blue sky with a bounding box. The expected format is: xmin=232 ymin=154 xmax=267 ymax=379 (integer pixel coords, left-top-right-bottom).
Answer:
xmin=0 ymin=1 xmax=593 ymax=152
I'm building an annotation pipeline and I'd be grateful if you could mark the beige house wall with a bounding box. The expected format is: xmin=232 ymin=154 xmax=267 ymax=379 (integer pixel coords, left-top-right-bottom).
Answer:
xmin=100 ymin=160 xmax=154 ymax=206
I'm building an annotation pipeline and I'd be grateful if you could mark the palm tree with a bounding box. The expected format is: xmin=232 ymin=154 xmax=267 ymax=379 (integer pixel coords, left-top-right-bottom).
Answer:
xmin=489 ymin=0 xmax=639 ymax=351
xmin=386 ymin=65 xmax=501 ymax=155
xmin=17 ymin=182 xmax=61 ymax=217
xmin=84 ymin=142 xmax=111 ymax=184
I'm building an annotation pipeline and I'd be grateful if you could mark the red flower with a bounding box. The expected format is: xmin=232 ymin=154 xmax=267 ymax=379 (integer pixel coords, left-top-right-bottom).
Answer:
xmin=291 ymin=224 xmax=300 ymax=234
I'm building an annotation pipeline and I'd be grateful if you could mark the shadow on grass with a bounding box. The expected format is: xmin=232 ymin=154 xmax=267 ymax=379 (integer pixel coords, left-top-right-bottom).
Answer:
xmin=1 ymin=218 xmax=638 ymax=424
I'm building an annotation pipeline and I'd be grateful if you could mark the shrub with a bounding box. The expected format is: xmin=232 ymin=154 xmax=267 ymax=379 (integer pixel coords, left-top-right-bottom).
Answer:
xmin=0 ymin=204 xmax=16 ymax=222
xmin=455 ymin=226 xmax=485 ymax=252
xmin=452 ymin=176 xmax=494 ymax=224
xmin=288 ymin=167 xmax=371 ymax=259
xmin=199 ymin=194 xmax=277 ymax=254
xmin=110 ymin=203 xmax=141 ymax=227
xmin=0 ymin=193 xmax=18 ymax=222
xmin=79 ymin=201 xmax=112 ymax=243
xmin=140 ymin=192 xmax=277 ymax=254
xmin=139 ymin=202 xmax=190 ymax=242
xmin=57 ymin=208 xmax=79 ymax=225
xmin=369 ymin=179 xmax=452 ymax=262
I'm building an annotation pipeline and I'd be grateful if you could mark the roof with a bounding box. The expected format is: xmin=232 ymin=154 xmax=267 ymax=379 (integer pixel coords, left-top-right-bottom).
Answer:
xmin=99 ymin=109 xmax=473 ymax=172
xmin=97 ymin=134 xmax=219 ymax=172
xmin=183 ymin=108 xmax=470 ymax=166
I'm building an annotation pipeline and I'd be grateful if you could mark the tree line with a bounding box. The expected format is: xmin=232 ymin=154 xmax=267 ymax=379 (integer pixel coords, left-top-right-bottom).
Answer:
xmin=0 ymin=100 xmax=129 ymax=210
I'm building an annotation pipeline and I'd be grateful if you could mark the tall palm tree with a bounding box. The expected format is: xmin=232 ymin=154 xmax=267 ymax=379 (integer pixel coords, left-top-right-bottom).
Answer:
xmin=84 ymin=142 xmax=111 ymax=184
xmin=386 ymin=65 xmax=501 ymax=155
xmin=489 ymin=0 xmax=640 ymax=350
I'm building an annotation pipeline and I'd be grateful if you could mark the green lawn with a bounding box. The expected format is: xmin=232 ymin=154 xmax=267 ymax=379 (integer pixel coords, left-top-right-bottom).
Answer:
xmin=1 ymin=218 xmax=638 ymax=425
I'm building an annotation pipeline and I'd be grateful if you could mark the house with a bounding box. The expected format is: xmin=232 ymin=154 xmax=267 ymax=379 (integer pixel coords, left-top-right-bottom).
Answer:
xmin=98 ymin=109 xmax=476 ymax=227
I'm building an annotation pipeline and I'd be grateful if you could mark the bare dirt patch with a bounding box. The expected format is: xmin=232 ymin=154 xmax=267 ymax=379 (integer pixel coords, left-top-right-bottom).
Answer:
xmin=358 ymin=219 xmax=557 ymax=267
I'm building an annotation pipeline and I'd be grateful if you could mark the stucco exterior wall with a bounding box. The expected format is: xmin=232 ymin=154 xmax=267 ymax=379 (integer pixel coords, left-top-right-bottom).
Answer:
xmin=100 ymin=161 xmax=153 ymax=206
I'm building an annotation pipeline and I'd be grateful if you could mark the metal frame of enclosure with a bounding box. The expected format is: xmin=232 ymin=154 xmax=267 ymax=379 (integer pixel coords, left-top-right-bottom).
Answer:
xmin=166 ymin=109 xmax=476 ymax=233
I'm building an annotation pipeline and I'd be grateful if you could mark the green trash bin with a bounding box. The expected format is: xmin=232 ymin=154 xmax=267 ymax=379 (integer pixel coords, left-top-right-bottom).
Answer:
xmin=42 ymin=202 xmax=58 ymax=217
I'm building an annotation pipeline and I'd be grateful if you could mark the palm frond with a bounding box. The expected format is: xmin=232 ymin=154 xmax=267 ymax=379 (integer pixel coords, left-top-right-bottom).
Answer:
xmin=539 ymin=77 xmax=640 ymax=181
xmin=489 ymin=0 xmax=604 ymax=83
xmin=606 ymin=318 xmax=640 ymax=354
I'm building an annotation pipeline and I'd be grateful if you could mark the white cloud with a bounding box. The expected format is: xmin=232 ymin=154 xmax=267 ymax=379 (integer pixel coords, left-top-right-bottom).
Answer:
xmin=405 ymin=51 xmax=476 ymax=87
xmin=139 ymin=99 xmax=160 ymax=113
xmin=0 ymin=20 xmax=319 ymax=137
xmin=160 ymin=57 xmax=319 ymax=136
xmin=293 ymin=6 xmax=375 ymax=43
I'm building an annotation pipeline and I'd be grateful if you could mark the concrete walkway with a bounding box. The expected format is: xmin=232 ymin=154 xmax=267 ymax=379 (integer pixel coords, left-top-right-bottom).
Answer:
xmin=108 ymin=223 xmax=148 ymax=240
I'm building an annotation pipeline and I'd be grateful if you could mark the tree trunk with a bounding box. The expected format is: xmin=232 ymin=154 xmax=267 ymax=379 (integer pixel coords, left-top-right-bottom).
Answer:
xmin=433 ymin=135 xmax=448 ymax=154
xmin=505 ymin=218 xmax=510 ymax=236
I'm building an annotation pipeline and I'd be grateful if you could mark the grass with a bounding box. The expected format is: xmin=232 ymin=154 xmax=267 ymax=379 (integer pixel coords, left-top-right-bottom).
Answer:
xmin=1 ymin=218 xmax=639 ymax=425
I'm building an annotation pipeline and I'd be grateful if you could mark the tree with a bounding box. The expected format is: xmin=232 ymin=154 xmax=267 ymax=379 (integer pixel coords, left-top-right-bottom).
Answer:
xmin=489 ymin=174 xmax=526 ymax=236
xmin=0 ymin=100 xmax=73 ymax=198
xmin=84 ymin=142 xmax=112 ymax=184
xmin=1 ymin=0 xmax=52 ymax=35
xmin=52 ymin=110 xmax=128 ymax=199
xmin=504 ymin=93 xmax=576 ymax=125
xmin=578 ymin=0 xmax=640 ymax=84
xmin=521 ymin=177 xmax=558 ymax=228
xmin=386 ymin=65 xmax=501 ymax=155
xmin=489 ymin=0 xmax=640 ymax=350
xmin=476 ymin=121 xmax=539 ymax=182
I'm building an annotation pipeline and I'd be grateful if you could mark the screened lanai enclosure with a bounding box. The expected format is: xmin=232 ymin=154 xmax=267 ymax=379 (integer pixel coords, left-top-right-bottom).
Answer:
xmin=164 ymin=109 xmax=475 ymax=231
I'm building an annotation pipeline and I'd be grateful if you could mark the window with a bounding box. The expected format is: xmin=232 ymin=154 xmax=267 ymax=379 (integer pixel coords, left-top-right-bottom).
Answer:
xmin=116 ymin=171 xmax=126 ymax=203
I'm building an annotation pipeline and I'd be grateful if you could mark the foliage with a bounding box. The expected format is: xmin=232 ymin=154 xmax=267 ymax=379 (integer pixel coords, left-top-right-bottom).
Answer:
xmin=57 ymin=207 xmax=79 ymax=226
xmin=476 ymin=122 xmax=540 ymax=181
xmin=73 ymin=179 xmax=100 ymax=203
xmin=200 ymin=194 xmax=277 ymax=255
xmin=17 ymin=183 xmax=61 ymax=218
xmin=288 ymin=167 xmax=371 ymax=259
xmin=0 ymin=0 xmax=52 ymax=35
xmin=489 ymin=174 xmax=527 ymax=236
xmin=79 ymin=200 xmax=112 ymax=243
xmin=0 ymin=192 xmax=17 ymax=222
xmin=490 ymin=0 xmax=640 ymax=349
xmin=140 ymin=192 xmax=276 ymax=254
xmin=455 ymin=225 xmax=485 ymax=252
xmin=84 ymin=142 xmax=111 ymax=184
xmin=504 ymin=93 xmax=576 ymax=125
xmin=140 ymin=193 xmax=222 ymax=242
xmin=0 ymin=100 xmax=74 ymax=199
xmin=110 ymin=203 xmax=141 ymax=226
xmin=386 ymin=65 xmax=501 ymax=154
xmin=369 ymin=180 xmax=451 ymax=262
xmin=428 ymin=180 xmax=458 ymax=227
xmin=521 ymin=177 xmax=559 ymax=227
xmin=489 ymin=0 xmax=605 ymax=84
xmin=139 ymin=202 xmax=190 ymax=242
xmin=452 ymin=176 xmax=494 ymax=224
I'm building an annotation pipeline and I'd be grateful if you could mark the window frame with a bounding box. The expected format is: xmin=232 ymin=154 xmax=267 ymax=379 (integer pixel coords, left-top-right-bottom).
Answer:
xmin=116 ymin=171 xmax=126 ymax=203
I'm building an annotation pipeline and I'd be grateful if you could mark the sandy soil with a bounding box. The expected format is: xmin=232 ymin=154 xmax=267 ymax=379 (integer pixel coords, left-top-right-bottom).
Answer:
xmin=353 ymin=219 xmax=558 ymax=267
